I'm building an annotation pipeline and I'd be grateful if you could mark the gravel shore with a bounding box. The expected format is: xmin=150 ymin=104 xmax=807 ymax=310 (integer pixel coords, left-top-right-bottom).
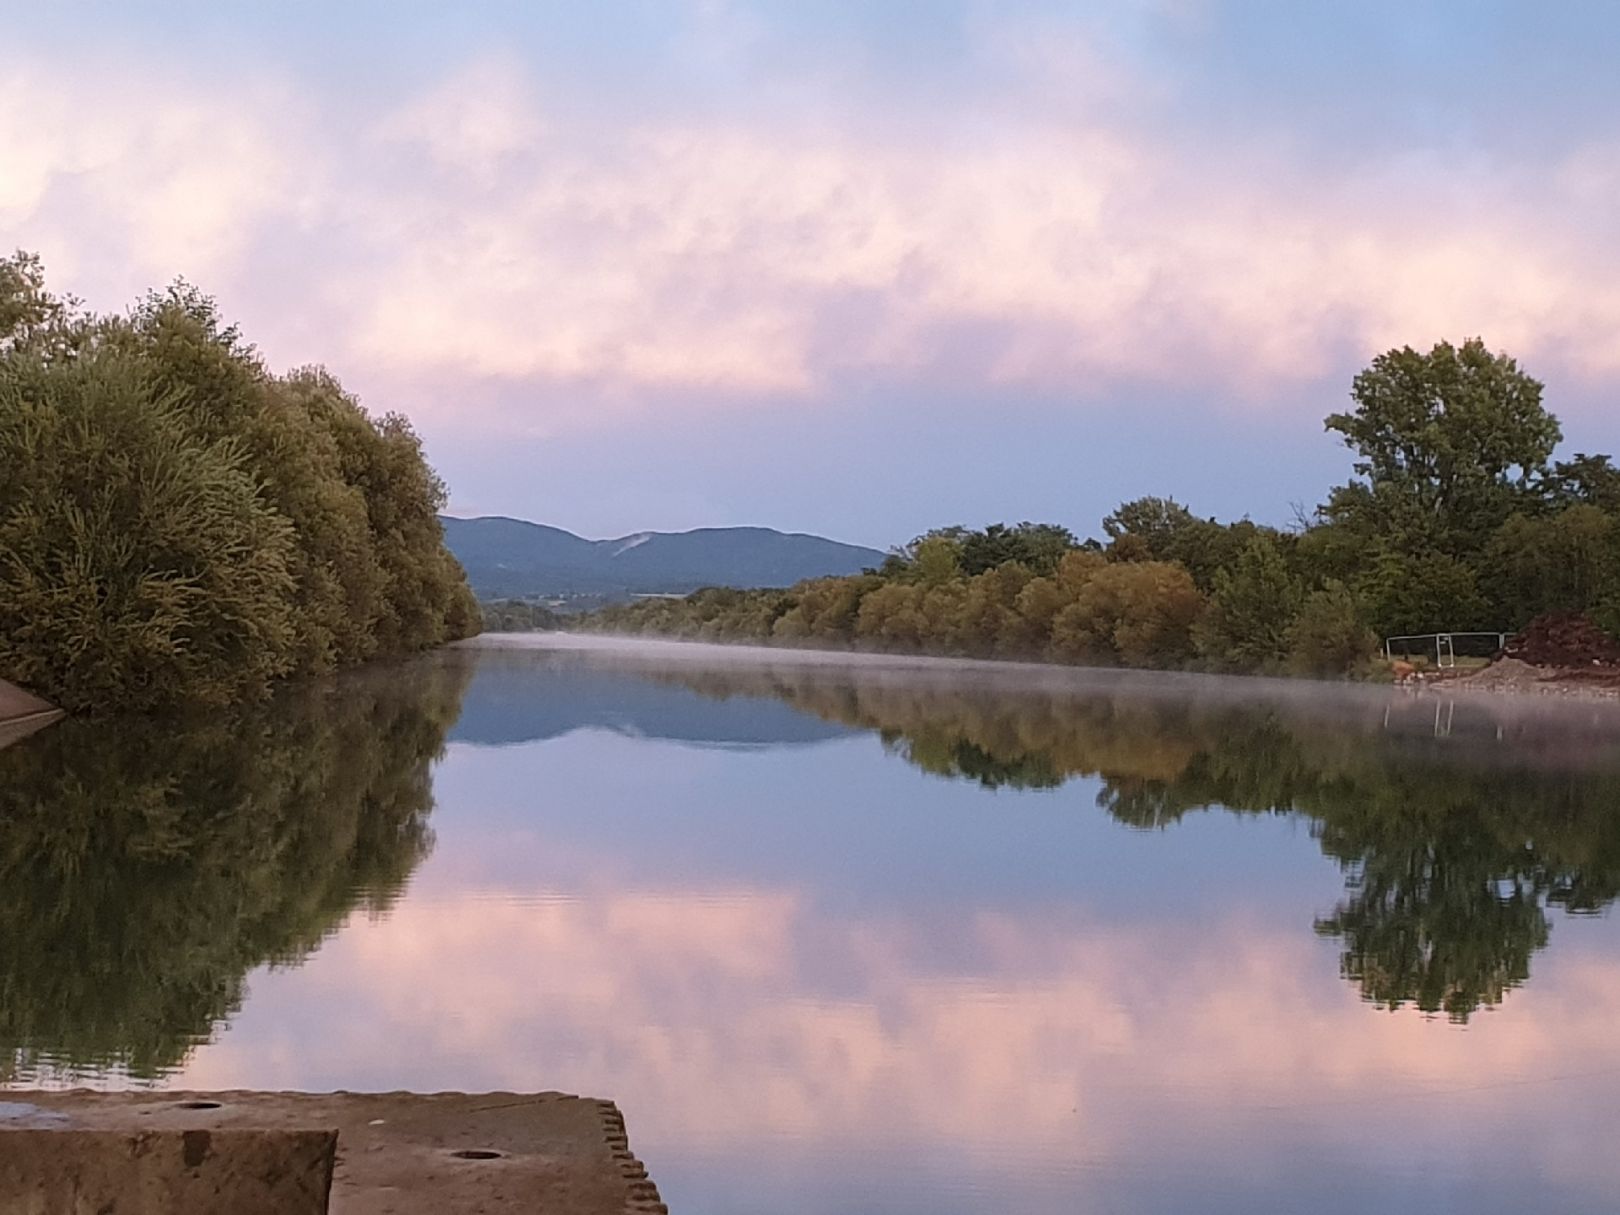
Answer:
xmin=1437 ymin=657 xmax=1620 ymax=701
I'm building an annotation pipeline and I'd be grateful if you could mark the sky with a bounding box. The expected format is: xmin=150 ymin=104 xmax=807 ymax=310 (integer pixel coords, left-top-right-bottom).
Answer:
xmin=5 ymin=1 xmax=1620 ymax=550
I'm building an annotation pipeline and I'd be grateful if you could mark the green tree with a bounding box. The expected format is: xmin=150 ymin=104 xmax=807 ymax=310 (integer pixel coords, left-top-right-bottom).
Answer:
xmin=252 ymin=370 xmax=390 ymax=672
xmin=1050 ymin=561 xmax=1204 ymax=666
xmin=0 ymin=346 xmax=298 ymax=713
xmin=1195 ymin=536 xmax=1303 ymax=670
xmin=1102 ymin=496 xmax=1196 ymax=553
xmin=949 ymin=564 xmax=1036 ymax=656
xmin=1322 ymin=338 xmax=1559 ymax=553
xmin=1486 ymin=506 xmax=1619 ymax=627
xmin=1287 ymin=580 xmax=1377 ymax=676
xmin=1104 ymin=497 xmax=1273 ymax=591
xmin=912 ymin=534 xmax=962 ymax=586
xmin=959 ymin=522 xmax=1077 ymax=576
xmin=855 ymin=583 xmax=929 ymax=650
xmin=1357 ymin=550 xmax=1490 ymax=637
xmin=0 ymin=251 xmax=75 ymax=354
xmin=1545 ymin=452 xmax=1620 ymax=513
xmin=772 ymin=575 xmax=881 ymax=642
xmin=0 ymin=258 xmax=479 ymax=712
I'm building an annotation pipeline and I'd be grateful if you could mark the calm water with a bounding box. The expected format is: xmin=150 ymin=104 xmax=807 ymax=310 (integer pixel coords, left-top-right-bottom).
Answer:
xmin=5 ymin=635 xmax=1620 ymax=1213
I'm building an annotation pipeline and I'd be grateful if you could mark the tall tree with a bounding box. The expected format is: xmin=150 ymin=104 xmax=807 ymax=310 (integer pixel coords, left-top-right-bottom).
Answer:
xmin=957 ymin=522 xmax=1078 ymax=577
xmin=1102 ymin=497 xmax=1196 ymax=554
xmin=1545 ymin=452 xmax=1620 ymax=513
xmin=1322 ymin=339 xmax=1560 ymax=552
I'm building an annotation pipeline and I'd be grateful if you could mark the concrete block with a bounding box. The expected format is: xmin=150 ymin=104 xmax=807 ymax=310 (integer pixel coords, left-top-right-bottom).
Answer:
xmin=0 ymin=1092 xmax=665 ymax=1214
xmin=0 ymin=1127 xmax=336 ymax=1215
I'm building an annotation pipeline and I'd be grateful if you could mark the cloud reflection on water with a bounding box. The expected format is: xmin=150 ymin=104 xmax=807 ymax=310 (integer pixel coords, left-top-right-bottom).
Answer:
xmin=186 ymin=870 xmax=1620 ymax=1210
xmin=180 ymin=641 xmax=1620 ymax=1210
xmin=13 ymin=641 xmax=1620 ymax=1211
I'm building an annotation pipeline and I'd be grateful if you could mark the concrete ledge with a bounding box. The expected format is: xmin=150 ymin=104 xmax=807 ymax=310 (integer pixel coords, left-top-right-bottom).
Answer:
xmin=0 ymin=1127 xmax=336 ymax=1215
xmin=0 ymin=708 xmax=63 ymax=752
xmin=0 ymin=677 xmax=53 ymax=719
xmin=0 ymin=1092 xmax=666 ymax=1214
xmin=0 ymin=677 xmax=60 ymax=752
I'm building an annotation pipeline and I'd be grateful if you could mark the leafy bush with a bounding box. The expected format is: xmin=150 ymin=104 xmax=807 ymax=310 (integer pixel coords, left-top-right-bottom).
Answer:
xmin=1288 ymin=581 xmax=1377 ymax=676
xmin=0 ymin=254 xmax=478 ymax=713
xmin=1195 ymin=536 xmax=1302 ymax=671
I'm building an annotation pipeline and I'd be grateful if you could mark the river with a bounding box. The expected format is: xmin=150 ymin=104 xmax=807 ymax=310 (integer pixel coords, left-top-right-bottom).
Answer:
xmin=3 ymin=634 xmax=1618 ymax=1213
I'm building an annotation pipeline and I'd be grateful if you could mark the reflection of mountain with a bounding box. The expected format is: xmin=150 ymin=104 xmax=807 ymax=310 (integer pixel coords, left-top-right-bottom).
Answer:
xmin=618 ymin=659 xmax=1620 ymax=1023
xmin=0 ymin=656 xmax=469 ymax=1081
xmin=450 ymin=651 xmax=855 ymax=749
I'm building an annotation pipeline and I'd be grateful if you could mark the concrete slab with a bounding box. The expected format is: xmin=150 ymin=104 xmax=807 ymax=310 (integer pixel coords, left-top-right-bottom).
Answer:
xmin=0 ymin=1091 xmax=666 ymax=1214
xmin=0 ymin=711 xmax=61 ymax=752
xmin=0 ymin=677 xmax=60 ymax=752
xmin=0 ymin=1127 xmax=336 ymax=1215
xmin=0 ymin=677 xmax=53 ymax=719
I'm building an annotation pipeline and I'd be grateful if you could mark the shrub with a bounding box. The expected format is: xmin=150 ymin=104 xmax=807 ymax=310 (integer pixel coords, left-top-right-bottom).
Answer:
xmin=0 ymin=256 xmax=478 ymax=713
xmin=0 ymin=347 xmax=297 ymax=712
xmin=1195 ymin=537 xmax=1303 ymax=671
xmin=1288 ymin=581 xmax=1378 ymax=676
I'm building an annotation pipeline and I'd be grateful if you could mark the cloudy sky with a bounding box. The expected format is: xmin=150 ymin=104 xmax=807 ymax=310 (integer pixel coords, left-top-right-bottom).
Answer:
xmin=6 ymin=1 xmax=1620 ymax=549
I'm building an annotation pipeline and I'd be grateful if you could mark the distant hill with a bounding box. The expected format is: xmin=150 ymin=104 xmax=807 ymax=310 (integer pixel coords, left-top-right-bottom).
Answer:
xmin=441 ymin=516 xmax=887 ymax=599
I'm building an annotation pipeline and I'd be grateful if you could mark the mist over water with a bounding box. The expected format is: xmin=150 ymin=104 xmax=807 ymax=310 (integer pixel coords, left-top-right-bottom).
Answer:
xmin=6 ymin=634 xmax=1620 ymax=1213
xmin=471 ymin=630 xmax=1620 ymax=749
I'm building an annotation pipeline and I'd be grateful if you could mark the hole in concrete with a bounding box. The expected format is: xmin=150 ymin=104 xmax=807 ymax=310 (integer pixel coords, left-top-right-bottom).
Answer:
xmin=449 ymin=1149 xmax=503 ymax=1160
xmin=175 ymin=1101 xmax=222 ymax=1110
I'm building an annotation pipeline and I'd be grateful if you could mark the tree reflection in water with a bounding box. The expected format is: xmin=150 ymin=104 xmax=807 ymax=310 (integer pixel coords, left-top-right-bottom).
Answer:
xmin=645 ymin=663 xmax=1620 ymax=1023
xmin=0 ymin=655 xmax=469 ymax=1081
xmin=8 ymin=643 xmax=1619 ymax=1086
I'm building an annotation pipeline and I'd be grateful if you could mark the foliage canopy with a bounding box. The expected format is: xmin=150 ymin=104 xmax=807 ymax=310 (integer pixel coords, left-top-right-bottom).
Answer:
xmin=583 ymin=335 xmax=1620 ymax=677
xmin=0 ymin=254 xmax=478 ymax=713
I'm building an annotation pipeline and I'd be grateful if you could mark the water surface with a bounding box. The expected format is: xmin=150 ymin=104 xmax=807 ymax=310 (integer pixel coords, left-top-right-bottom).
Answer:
xmin=4 ymin=635 xmax=1619 ymax=1213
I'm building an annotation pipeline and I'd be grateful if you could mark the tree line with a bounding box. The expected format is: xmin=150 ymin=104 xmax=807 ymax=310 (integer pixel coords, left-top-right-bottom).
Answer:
xmin=582 ymin=339 xmax=1620 ymax=676
xmin=0 ymin=253 xmax=479 ymax=713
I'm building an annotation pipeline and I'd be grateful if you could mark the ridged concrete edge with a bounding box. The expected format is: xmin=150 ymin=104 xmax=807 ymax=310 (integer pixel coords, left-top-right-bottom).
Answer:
xmin=595 ymin=1100 xmax=668 ymax=1214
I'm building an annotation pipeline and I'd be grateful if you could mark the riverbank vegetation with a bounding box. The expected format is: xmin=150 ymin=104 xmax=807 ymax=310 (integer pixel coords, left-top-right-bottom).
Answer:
xmin=481 ymin=598 xmax=563 ymax=633
xmin=583 ymin=339 xmax=1620 ymax=677
xmin=0 ymin=253 xmax=479 ymax=714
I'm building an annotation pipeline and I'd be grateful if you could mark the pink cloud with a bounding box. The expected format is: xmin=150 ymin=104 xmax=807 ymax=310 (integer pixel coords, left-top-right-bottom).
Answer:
xmin=6 ymin=45 xmax=1620 ymax=436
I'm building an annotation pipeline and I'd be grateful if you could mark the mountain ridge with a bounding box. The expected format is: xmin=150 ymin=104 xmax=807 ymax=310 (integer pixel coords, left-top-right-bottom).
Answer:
xmin=441 ymin=515 xmax=888 ymax=599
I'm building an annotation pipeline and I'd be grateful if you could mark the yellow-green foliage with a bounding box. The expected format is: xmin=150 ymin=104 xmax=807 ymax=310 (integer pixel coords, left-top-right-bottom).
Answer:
xmin=587 ymin=546 xmax=1212 ymax=670
xmin=0 ymin=255 xmax=478 ymax=713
